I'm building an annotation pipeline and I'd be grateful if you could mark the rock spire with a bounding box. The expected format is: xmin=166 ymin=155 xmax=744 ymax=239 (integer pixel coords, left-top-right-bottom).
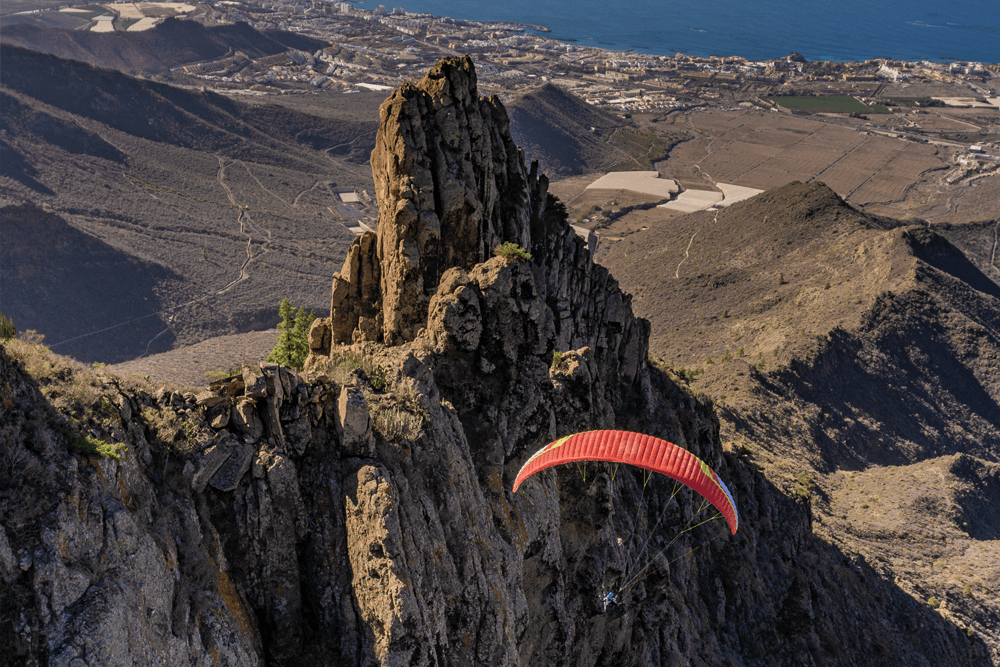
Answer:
xmin=314 ymin=55 xmax=649 ymax=390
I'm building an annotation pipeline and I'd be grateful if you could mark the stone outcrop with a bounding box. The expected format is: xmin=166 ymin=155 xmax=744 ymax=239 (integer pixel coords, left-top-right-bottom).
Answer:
xmin=311 ymin=55 xmax=648 ymax=395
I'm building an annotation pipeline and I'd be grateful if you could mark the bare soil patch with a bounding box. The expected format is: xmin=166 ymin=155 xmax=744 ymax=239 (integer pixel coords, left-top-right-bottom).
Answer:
xmin=109 ymin=328 xmax=280 ymax=388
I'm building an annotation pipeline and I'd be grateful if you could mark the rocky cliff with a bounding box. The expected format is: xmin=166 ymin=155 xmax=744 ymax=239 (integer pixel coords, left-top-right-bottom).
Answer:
xmin=317 ymin=56 xmax=648 ymax=392
xmin=0 ymin=56 xmax=992 ymax=667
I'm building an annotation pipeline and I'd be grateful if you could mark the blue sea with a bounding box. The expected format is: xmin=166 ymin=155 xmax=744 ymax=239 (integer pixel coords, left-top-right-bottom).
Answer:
xmin=380 ymin=0 xmax=998 ymax=63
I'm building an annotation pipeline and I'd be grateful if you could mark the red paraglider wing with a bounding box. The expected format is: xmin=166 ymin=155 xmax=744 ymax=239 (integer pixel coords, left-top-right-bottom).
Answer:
xmin=512 ymin=430 xmax=739 ymax=534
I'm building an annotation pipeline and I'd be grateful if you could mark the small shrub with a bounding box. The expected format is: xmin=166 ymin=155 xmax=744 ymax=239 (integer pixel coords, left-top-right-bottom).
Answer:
xmin=927 ymin=597 xmax=940 ymax=608
xmin=369 ymin=364 xmax=388 ymax=393
xmin=0 ymin=312 xmax=16 ymax=340
xmin=793 ymin=472 xmax=814 ymax=499
xmin=5 ymin=332 xmax=61 ymax=380
xmin=55 ymin=423 xmax=124 ymax=460
xmin=737 ymin=346 xmax=744 ymax=357
xmin=371 ymin=385 xmax=427 ymax=441
xmin=206 ymin=366 xmax=242 ymax=382
xmin=493 ymin=242 xmax=532 ymax=262
xmin=673 ymin=367 xmax=703 ymax=384
xmin=551 ymin=350 xmax=564 ymax=367
xmin=963 ymin=583 xmax=972 ymax=597
xmin=721 ymin=349 xmax=731 ymax=362
xmin=324 ymin=349 xmax=388 ymax=391
xmin=373 ymin=406 xmax=424 ymax=441
xmin=778 ymin=273 xmax=788 ymax=285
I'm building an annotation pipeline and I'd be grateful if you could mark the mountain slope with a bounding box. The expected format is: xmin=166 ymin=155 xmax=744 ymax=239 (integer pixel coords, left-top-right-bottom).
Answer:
xmin=601 ymin=181 xmax=1000 ymax=658
xmin=0 ymin=17 xmax=326 ymax=74
xmin=507 ymin=83 xmax=635 ymax=178
xmin=1 ymin=45 xmax=378 ymax=364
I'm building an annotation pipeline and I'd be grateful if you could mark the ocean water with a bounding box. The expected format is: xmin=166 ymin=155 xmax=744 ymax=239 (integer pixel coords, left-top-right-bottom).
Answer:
xmin=383 ymin=0 xmax=998 ymax=63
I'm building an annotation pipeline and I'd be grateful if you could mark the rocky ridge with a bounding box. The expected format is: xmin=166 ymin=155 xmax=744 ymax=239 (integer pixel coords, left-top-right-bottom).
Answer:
xmin=0 ymin=56 xmax=993 ymax=667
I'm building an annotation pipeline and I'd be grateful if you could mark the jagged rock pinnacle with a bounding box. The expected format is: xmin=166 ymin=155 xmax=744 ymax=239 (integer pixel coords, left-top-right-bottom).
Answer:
xmin=330 ymin=56 xmax=549 ymax=345
xmin=313 ymin=55 xmax=649 ymax=391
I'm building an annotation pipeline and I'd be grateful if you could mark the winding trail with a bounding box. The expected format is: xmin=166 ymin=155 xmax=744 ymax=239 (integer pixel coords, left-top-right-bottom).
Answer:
xmin=240 ymin=161 xmax=293 ymax=210
xmin=214 ymin=157 xmax=256 ymax=294
xmin=292 ymin=180 xmax=328 ymax=209
xmin=991 ymin=221 xmax=999 ymax=276
xmin=674 ymin=231 xmax=698 ymax=279
xmin=324 ymin=129 xmax=377 ymax=159
xmin=125 ymin=158 xmax=256 ymax=357
xmin=48 ymin=111 xmax=352 ymax=359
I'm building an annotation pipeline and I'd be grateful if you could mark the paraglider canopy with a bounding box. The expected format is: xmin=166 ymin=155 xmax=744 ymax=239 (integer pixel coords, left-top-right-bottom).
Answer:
xmin=512 ymin=430 xmax=739 ymax=535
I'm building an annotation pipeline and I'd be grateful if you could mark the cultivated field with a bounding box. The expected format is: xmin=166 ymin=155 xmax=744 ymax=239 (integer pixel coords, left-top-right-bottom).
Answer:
xmin=90 ymin=17 xmax=114 ymax=31
xmin=660 ymin=188 xmax=721 ymax=212
xmin=585 ymin=171 xmax=678 ymax=197
xmin=769 ymin=95 xmax=890 ymax=114
xmin=127 ymin=17 xmax=157 ymax=30
xmin=657 ymin=109 xmax=949 ymax=208
xmin=111 ymin=3 xmax=144 ymax=19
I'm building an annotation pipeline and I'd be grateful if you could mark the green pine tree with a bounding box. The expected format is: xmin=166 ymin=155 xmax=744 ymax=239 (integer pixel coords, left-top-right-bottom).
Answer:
xmin=266 ymin=299 xmax=316 ymax=369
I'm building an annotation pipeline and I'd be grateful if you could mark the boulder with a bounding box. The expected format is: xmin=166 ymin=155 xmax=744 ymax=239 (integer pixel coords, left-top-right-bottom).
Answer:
xmin=231 ymin=397 xmax=263 ymax=439
xmin=191 ymin=443 xmax=234 ymax=493
xmin=243 ymin=365 xmax=268 ymax=399
xmin=335 ymin=386 xmax=373 ymax=457
xmin=195 ymin=390 xmax=227 ymax=409
xmin=209 ymin=442 xmax=256 ymax=492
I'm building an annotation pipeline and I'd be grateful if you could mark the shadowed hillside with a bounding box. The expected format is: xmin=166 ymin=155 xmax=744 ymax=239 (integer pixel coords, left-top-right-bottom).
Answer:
xmin=1 ymin=202 xmax=178 ymax=363
xmin=601 ymin=181 xmax=1000 ymax=658
xmin=507 ymin=83 xmax=678 ymax=178
xmin=0 ymin=44 xmax=374 ymax=168
xmin=1 ymin=45 xmax=377 ymax=363
xmin=0 ymin=18 xmax=326 ymax=74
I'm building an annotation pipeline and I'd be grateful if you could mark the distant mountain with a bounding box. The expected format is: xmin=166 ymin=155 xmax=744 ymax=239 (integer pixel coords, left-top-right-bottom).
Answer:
xmin=507 ymin=83 xmax=628 ymax=178
xmin=507 ymin=83 xmax=684 ymax=179
xmin=1 ymin=45 xmax=377 ymax=364
xmin=0 ymin=17 xmax=326 ymax=74
xmin=601 ymin=181 xmax=1000 ymax=651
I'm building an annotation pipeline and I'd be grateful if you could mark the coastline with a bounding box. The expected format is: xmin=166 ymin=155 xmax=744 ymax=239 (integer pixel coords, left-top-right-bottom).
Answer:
xmin=393 ymin=0 xmax=996 ymax=64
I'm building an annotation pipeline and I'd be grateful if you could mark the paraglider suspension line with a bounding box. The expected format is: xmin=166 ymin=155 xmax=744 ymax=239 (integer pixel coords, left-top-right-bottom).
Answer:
xmin=619 ymin=505 xmax=723 ymax=593
xmin=622 ymin=475 xmax=678 ymax=578
xmin=620 ymin=481 xmax=687 ymax=587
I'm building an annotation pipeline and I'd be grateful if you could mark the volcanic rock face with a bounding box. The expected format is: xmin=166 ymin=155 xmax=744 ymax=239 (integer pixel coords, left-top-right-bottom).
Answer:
xmin=319 ymin=56 xmax=649 ymax=391
xmin=1 ymin=56 xmax=994 ymax=667
xmin=357 ymin=55 xmax=539 ymax=344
